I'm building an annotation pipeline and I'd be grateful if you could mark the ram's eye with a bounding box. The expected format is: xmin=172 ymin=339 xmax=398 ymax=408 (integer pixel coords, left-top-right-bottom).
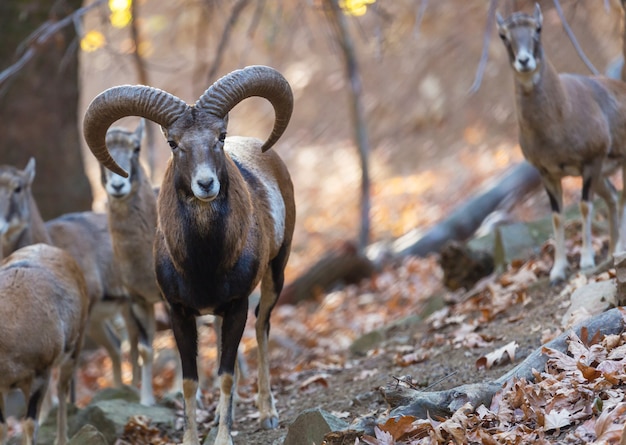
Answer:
xmin=219 ymin=132 xmax=226 ymax=143
xmin=168 ymin=141 xmax=178 ymax=150
xmin=536 ymin=25 xmax=541 ymax=33
xmin=134 ymin=144 xmax=141 ymax=154
xmin=14 ymin=185 xmax=22 ymax=194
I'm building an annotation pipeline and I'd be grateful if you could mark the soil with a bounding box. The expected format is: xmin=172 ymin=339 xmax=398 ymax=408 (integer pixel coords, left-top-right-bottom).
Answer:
xmin=221 ymin=273 xmax=569 ymax=444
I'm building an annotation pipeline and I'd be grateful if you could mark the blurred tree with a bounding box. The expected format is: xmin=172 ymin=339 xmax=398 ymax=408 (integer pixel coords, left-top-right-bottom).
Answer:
xmin=0 ymin=0 xmax=93 ymax=220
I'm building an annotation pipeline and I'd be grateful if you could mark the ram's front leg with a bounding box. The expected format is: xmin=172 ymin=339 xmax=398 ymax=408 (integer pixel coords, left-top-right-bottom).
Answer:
xmin=544 ymin=178 xmax=567 ymax=284
xmin=169 ymin=304 xmax=200 ymax=445
xmin=215 ymin=298 xmax=248 ymax=445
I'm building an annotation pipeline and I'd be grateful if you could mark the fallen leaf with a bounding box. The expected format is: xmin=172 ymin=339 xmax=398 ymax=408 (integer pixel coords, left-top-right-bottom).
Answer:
xmin=476 ymin=341 xmax=518 ymax=370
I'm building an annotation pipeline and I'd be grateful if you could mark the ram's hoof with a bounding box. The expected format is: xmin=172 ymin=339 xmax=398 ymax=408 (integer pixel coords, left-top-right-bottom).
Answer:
xmin=260 ymin=415 xmax=279 ymax=430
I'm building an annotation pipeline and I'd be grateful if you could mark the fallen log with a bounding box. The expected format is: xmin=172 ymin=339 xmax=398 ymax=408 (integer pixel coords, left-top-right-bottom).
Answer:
xmin=280 ymin=161 xmax=543 ymax=304
xmin=381 ymin=307 xmax=626 ymax=420
xmin=386 ymin=161 xmax=542 ymax=259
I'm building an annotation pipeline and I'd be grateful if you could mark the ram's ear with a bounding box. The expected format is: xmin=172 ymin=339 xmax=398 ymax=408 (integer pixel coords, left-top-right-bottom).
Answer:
xmin=135 ymin=118 xmax=146 ymax=142
xmin=496 ymin=12 xmax=505 ymax=30
xmin=534 ymin=3 xmax=542 ymax=25
xmin=24 ymin=157 xmax=36 ymax=185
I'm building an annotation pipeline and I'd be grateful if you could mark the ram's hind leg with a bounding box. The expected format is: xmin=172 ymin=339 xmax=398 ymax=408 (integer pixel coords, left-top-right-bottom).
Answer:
xmin=130 ymin=300 xmax=156 ymax=406
xmin=0 ymin=393 xmax=6 ymax=445
xmin=22 ymin=375 xmax=49 ymax=445
xmin=593 ymin=176 xmax=619 ymax=257
xmin=618 ymin=162 xmax=626 ymax=252
xmin=255 ymin=249 xmax=288 ymax=430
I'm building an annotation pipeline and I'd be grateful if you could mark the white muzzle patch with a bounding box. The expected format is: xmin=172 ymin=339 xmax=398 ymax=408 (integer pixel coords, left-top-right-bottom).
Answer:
xmin=191 ymin=166 xmax=220 ymax=202
xmin=513 ymin=49 xmax=537 ymax=73
xmin=105 ymin=173 xmax=132 ymax=198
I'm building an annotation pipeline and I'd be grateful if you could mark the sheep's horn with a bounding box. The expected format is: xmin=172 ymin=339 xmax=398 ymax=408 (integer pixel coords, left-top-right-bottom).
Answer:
xmin=196 ymin=65 xmax=293 ymax=152
xmin=83 ymin=85 xmax=189 ymax=177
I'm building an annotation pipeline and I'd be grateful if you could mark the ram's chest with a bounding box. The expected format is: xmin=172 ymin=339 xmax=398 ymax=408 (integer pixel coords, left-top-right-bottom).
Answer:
xmin=156 ymin=213 xmax=262 ymax=314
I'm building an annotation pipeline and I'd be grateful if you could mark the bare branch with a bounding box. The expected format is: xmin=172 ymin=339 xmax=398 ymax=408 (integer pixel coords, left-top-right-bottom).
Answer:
xmin=206 ymin=0 xmax=251 ymax=84
xmin=324 ymin=0 xmax=372 ymax=252
xmin=468 ymin=0 xmax=498 ymax=95
xmin=0 ymin=0 xmax=107 ymax=89
xmin=129 ymin=0 xmax=159 ymax=182
xmin=553 ymin=0 xmax=599 ymax=75
xmin=247 ymin=0 xmax=266 ymax=39
xmin=413 ymin=0 xmax=429 ymax=38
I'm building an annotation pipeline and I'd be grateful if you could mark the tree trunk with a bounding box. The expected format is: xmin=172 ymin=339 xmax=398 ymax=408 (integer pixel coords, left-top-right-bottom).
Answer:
xmin=0 ymin=0 xmax=93 ymax=220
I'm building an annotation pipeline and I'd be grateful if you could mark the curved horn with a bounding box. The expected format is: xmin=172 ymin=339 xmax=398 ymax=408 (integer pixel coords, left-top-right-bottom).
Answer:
xmin=83 ymin=85 xmax=189 ymax=177
xmin=196 ymin=65 xmax=293 ymax=152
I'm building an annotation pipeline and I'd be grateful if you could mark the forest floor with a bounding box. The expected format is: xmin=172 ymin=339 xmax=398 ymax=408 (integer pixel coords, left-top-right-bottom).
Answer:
xmin=24 ymin=1 xmax=626 ymax=443
xmin=71 ymin=211 xmax=625 ymax=445
xmin=64 ymin=129 xmax=625 ymax=444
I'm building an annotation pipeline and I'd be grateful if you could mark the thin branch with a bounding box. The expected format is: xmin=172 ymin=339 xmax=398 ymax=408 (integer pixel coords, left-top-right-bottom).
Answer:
xmin=468 ymin=0 xmax=498 ymax=95
xmin=324 ymin=0 xmax=372 ymax=252
xmin=129 ymin=0 xmax=158 ymax=182
xmin=206 ymin=0 xmax=251 ymax=83
xmin=0 ymin=0 xmax=107 ymax=89
xmin=413 ymin=0 xmax=429 ymax=38
xmin=246 ymin=0 xmax=266 ymax=39
xmin=553 ymin=0 xmax=599 ymax=75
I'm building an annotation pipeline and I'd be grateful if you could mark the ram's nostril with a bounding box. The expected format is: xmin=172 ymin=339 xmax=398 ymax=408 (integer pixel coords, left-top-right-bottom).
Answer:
xmin=196 ymin=178 xmax=214 ymax=193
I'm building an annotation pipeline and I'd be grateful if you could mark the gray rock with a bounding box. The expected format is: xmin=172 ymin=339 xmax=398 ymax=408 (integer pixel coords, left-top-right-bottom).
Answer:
xmin=349 ymin=329 xmax=385 ymax=356
xmin=282 ymin=408 xmax=349 ymax=445
xmin=36 ymin=404 xmax=80 ymax=445
xmin=68 ymin=424 xmax=107 ymax=445
xmin=493 ymin=222 xmax=544 ymax=271
xmin=68 ymin=399 xmax=176 ymax=445
xmin=89 ymin=385 xmax=140 ymax=404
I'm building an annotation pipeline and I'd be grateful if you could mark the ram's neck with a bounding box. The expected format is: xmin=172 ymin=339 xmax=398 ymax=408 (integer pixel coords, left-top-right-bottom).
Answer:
xmin=515 ymin=56 xmax=569 ymax=132
xmin=3 ymin=194 xmax=51 ymax=257
xmin=157 ymin=158 xmax=253 ymax=275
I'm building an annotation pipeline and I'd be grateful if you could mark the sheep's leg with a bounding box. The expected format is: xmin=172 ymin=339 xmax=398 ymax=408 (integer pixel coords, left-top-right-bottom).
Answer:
xmin=618 ymin=162 xmax=626 ymax=252
xmin=213 ymin=317 xmax=247 ymax=401
xmin=55 ymin=353 xmax=77 ymax=445
xmin=255 ymin=254 xmax=288 ymax=430
xmin=170 ymin=304 xmax=200 ymax=445
xmin=131 ymin=300 xmax=156 ymax=406
xmin=544 ymin=178 xmax=567 ymax=283
xmin=0 ymin=393 xmax=6 ymax=445
xmin=216 ymin=298 xmax=249 ymax=445
xmin=87 ymin=303 xmax=123 ymax=387
xmin=22 ymin=377 xmax=48 ymax=445
xmin=593 ymin=176 xmax=619 ymax=257
xmin=579 ymin=175 xmax=597 ymax=270
xmin=122 ymin=301 xmax=141 ymax=389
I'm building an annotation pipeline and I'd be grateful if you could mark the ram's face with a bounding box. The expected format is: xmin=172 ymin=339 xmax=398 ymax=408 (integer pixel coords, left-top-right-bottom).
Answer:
xmin=497 ymin=7 xmax=543 ymax=76
xmin=163 ymin=113 xmax=228 ymax=202
xmin=103 ymin=129 xmax=141 ymax=198
xmin=0 ymin=158 xmax=35 ymax=249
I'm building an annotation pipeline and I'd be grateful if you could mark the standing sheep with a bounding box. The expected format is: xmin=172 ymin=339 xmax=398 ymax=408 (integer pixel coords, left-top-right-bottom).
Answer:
xmin=101 ymin=119 xmax=159 ymax=405
xmin=0 ymin=159 xmax=138 ymax=392
xmin=497 ymin=4 xmax=626 ymax=283
xmin=0 ymin=243 xmax=89 ymax=445
xmin=84 ymin=65 xmax=295 ymax=445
